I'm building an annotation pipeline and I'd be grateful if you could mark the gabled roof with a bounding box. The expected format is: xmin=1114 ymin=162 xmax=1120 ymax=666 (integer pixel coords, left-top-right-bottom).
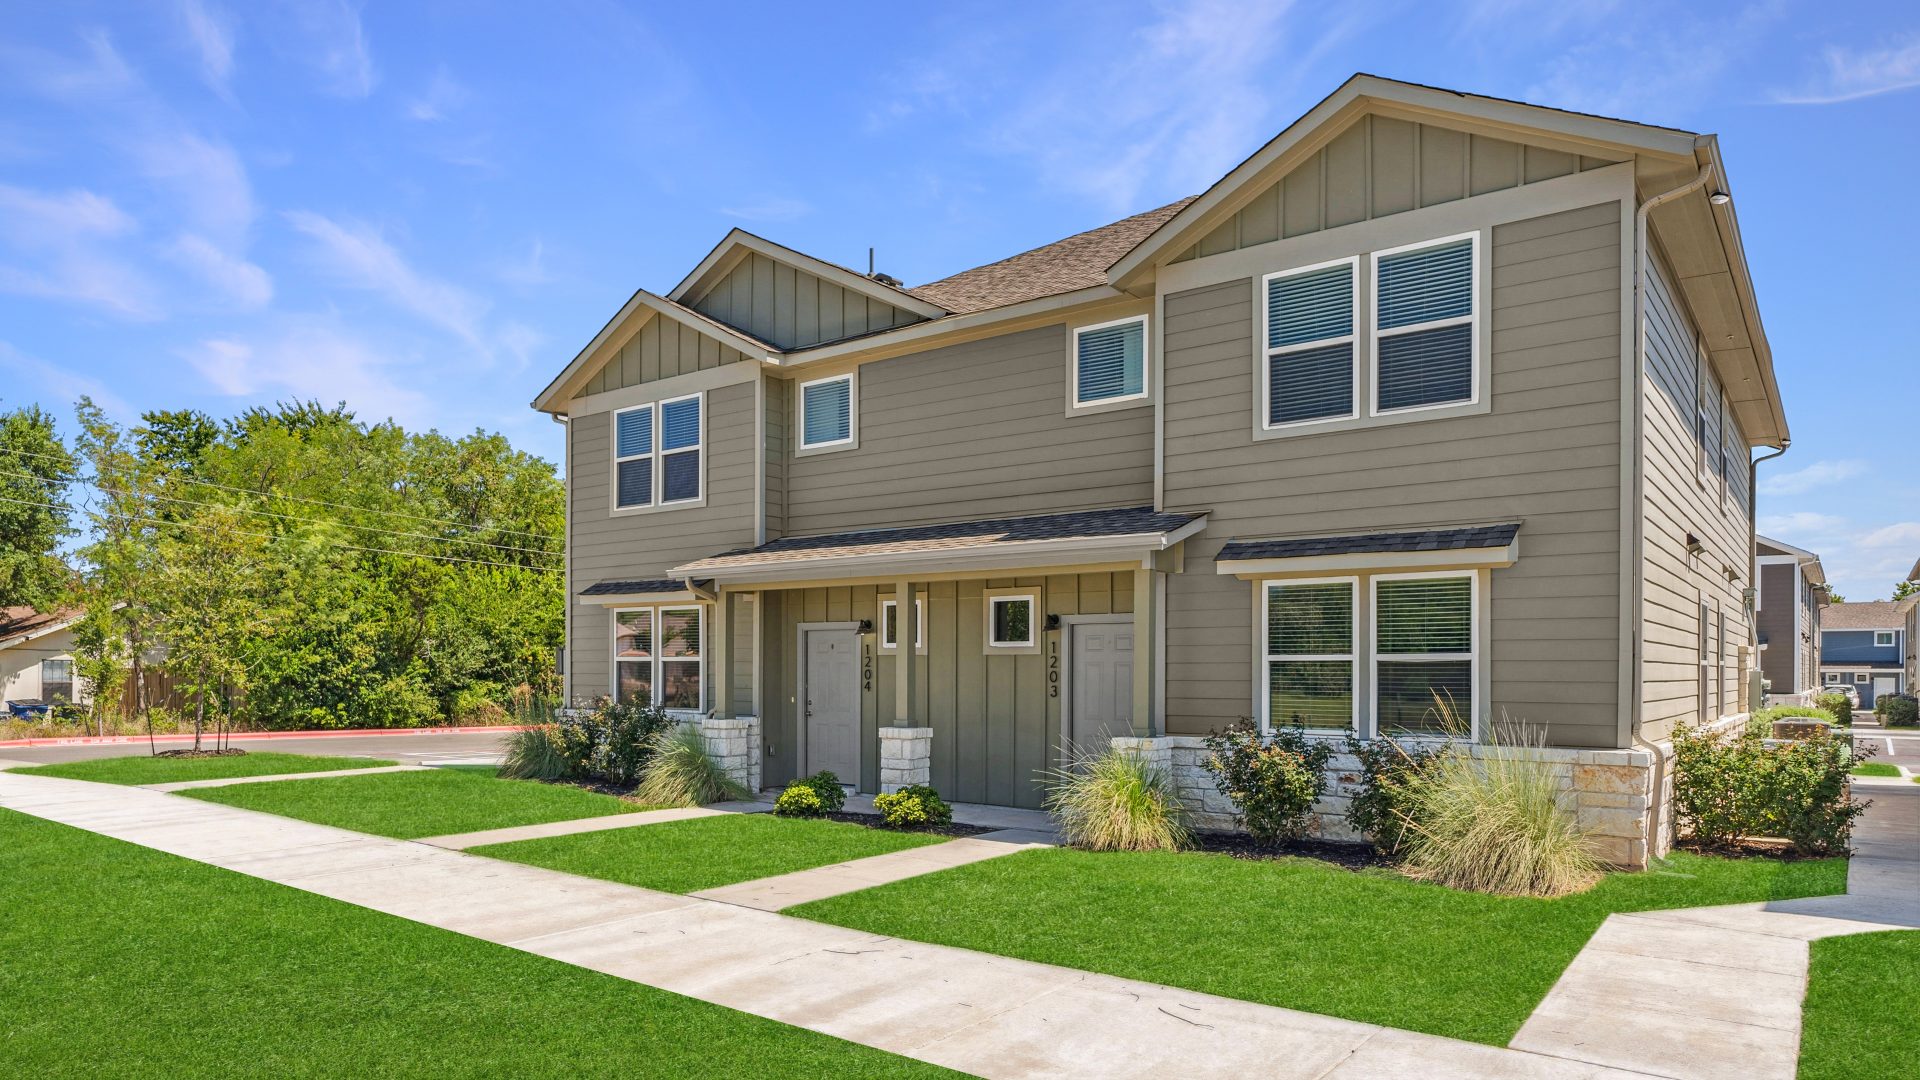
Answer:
xmin=532 ymin=288 xmax=781 ymax=413
xmin=1820 ymin=601 xmax=1905 ymax=632
xmin=1756 ymin=534 xmax=1826 ymax=586
xmin=906 ymin=198 xmax=1197 ymax=314
xmin=0 ymin=606 xmax=80 ymax=650
xmin=670 ymin=228 xmax=948 ymax=319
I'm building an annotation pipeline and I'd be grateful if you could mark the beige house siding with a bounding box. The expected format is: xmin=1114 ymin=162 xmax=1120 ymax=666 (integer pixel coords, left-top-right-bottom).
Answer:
xmin=1160 ymin=200 xmax=1625 ymax=747
xmin=582 ymin=313 xmax=751 ymax=397
xmin=1 ymin=626 xmax=81 ymax=704
xmin=781 ymin=324 xmax=1156 ymax=536
xmin=762 ymin=375 xmax=789 ymax=540
xmin=1638 ymin=249 xmax=1754 ymax=741
xmin=690 ymin=252 xmax=922 ymax=350
xmin=1173 ymin=117 xmax=1620 ymax=262
xmin=565 ymin=379 xmax=758 ymax=701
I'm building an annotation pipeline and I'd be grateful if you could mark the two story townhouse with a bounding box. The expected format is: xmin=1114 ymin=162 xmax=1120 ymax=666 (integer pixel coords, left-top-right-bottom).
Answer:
xmin=1754 ymin=535 xmax=1825 ymax=699
xmin=533 ymin=75 xmax=1789 ymax=867
xmin=1819 ymin=600 xmax=1906 ymax=707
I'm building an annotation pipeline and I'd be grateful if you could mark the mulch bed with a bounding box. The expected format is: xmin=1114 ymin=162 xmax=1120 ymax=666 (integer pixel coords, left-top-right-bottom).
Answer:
xmin=1674 ymin=838 xmax=1844 ymax=862
xmin=1189 ymin=831 xmax=1391 ymax=871
xmin=154 ymin=748 xmax=248 ymax=759
xmin=821 ymin=810 xmax=997 ymax=838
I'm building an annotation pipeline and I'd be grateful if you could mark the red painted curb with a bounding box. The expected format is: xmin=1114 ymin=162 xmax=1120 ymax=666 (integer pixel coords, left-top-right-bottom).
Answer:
xmin=0 ymin=725 xmax=532 ymax=748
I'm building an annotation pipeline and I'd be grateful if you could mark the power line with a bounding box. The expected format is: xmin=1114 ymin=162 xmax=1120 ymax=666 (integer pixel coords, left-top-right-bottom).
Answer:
xmin=0 ymin=493 xmax=564 ymax=575
xmin=0 ymin=464 xmax=559 ymax=558
xmin=0 ymin=443 xmax=562 ymax=543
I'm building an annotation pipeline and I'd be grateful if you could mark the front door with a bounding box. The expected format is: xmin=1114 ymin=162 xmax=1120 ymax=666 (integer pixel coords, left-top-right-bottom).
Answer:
xmin=804 ymin=628 xmax=860 ymax=781
xmin=1872 ymin=674 xmax=1897 ymax=708
xmin=1067 ymin=617 xmax=1134 ymax=760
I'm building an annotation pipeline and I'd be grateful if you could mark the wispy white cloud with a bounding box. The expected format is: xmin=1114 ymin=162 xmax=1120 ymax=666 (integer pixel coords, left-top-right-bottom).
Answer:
xmin=1520 ymin=2 xmax=1785 ymax=121
xmin=179 ymin=320 xmax=432 ymax=429
xmin=130 ymin=131 xmax=257 ymax=248
xmin=2 ymin=29 xmax=139 ymax=104
xmin=1758 ymin=459 xmax=1868 ymax=496
xmin=719 ymin=196 xmax=814 ymax=223
xmin=0 ymin=183 xmax=160 ymax=318
xmin=283 ymin=210 xmax=490 ymax=353
xmin=493 ymin=238 xmax=551 ymax=288
xmin=1772 ymin=36 xmax=1920 ymax=105
xmin=287 ymin=0 xmax=375 ymax=98
xmin=164 ymin=233 xmax=272 ymax=308
xmin=177 ymin=0 xmax=236 ymax=96
xmin=405 ymin=66 xmax=467 ymax=121
xmin=1758 ymin=510 xmax=1850 ymax=537
xmin=1861 ymin=522 xmax=1920 ymax=550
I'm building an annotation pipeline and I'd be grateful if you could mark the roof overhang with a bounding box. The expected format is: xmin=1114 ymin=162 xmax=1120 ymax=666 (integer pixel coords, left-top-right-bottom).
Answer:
xmin=0 ymin=614 xmax=80 ymax=651
xmin=1215 ymin=524 xmax=1520 ymax=579
xmin=673 ymin=517 xmax=1207 ymax=588
xmin=532 ymin=289 xmax=781 ymax=414
xmin=670 ymin=228 xmax=948 ymax=320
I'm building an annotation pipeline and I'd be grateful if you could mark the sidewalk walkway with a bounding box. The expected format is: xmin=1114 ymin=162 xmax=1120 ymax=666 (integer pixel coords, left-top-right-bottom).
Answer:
xmin=692 ymin=828 xmax=1057 ymax=910
xmin=146 ymin=764 xmax=429 ymax=792
xmin=1512 ymin=786 xmax=1920 ymax=1080
xmin=417 ymin=801 xmax=774 ymax=849
xmin=0 ymin=769 xmax=1638 ymax=1080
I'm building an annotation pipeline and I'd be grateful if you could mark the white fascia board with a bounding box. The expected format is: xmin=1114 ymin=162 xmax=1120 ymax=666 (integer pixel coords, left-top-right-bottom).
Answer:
xmin=1216 ymin=541 xmax=1519 ymax=578
xmin=532 ymin=291 xmax=780 ymax=414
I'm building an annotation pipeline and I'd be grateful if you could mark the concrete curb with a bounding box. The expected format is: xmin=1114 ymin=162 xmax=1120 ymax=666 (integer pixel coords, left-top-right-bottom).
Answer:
xmin=0 ymin=725 xmax=532 ymax=749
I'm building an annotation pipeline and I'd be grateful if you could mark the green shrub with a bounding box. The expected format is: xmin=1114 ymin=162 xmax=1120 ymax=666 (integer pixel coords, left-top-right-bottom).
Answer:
xmin=1345 ymin=736 xmax=1446 ymax=855
xmin=872 ymin=784 xmax=953 ymax=829
xmin=1200 ymin=723 xmax=1332 ymax=846
xmin=632 ymin=725 xmax=751 ymax=807
xmin=1814 ymin=692 xmax=1855 ymax=726
xmin=517 ymin=698 xmax=675 ymax=787
xmin=497 ymin=725 xmax=574 ymax=781
xmin=773 ymin=771 xmax=845 ymax=817
xmin=1042 ymin=748 xmax=1189 ymax=852
xmin=1876 ymin=693 xmax=1918 ymax=728
xmin=1672 ymin=724 xmax=1869 ymax=855
xmin=1396 ymin=714 xmax=1599 ymax=897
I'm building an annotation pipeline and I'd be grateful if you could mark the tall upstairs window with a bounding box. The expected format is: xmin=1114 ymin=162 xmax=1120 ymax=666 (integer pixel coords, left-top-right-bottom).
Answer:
xmin=613 ymin=393 xmax=703 ymax=511
xmin=1373 ymin=234 xmax=1477 ymax=414
xmin=1263 ymin=259 xmax=1357 ymax=427
xmin=1072 ymin=316 xmax=1148 ymax=408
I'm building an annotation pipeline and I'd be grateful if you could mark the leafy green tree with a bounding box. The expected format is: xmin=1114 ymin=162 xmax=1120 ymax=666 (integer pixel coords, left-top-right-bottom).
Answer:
xmin=0 ymin=402 xmax=74 ymax=609
xmin=1895 ymin=581 xmax=1917 ymax=602
xmin=146 ymin=504 xmax=282 ymax=750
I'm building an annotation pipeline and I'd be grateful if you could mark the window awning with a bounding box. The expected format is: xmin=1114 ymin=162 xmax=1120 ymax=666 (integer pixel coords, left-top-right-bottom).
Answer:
xmin=1216 ymin=523 xmax=1519 ymax=577
xmin=672 ymin=505 xmax=1208 ymax=586
xmin=576 ymin=578 xmax=708 ymax=605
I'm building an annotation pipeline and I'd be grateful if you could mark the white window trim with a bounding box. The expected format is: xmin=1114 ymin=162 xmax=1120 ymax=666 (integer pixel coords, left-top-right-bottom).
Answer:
xmin=1260 ymin=256 xmax=1360 ymax=431
xmin=1368 ymin=231 xmax=1482 ymax=418
xmin=1855 ymin=672 xmax=1871 ymax=685
xmin=879 ymin=597 xmax=926 ymax=654
xmin=1825 ymin=672 xmax=1842 ymax=685
xmin=608 ymin=604 xmax=705 ymax=715
xmin=1066 ymin=314 xmax=1152 ymax=415
xmin=1875 ymin=631 xmax=1896 ymax=647
xmin=796 ymin=371 xmax=858 ymax=453
xmin=986 ymin=593 xmax=1038 ymax=650
xmin=1369 ymin=570 xmax=1479 ymax=741
xmin=1258 ymin=575 xmax=1359 ymax=735
xmin=610 ymin=391 xmax=706 ymax=515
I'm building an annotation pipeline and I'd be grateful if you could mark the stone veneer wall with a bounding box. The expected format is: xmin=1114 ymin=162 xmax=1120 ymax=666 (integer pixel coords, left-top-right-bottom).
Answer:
xmin=691 ymin=715 xmax=761 ymax=795
xmin=1114 ymin=714 xmax=1749 ymax=870
xmin=877 ymin=727 xmax=932 ymax=793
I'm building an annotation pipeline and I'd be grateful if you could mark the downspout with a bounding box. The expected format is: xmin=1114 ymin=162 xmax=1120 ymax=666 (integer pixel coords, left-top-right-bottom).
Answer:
xmin=1629 ymin=162 xmax=1714 ymax=864
xmin=552 ymin=413 xmax=571 ymax=706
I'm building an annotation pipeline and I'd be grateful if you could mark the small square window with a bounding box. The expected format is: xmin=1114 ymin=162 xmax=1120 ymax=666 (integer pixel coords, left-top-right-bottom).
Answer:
xmin=988 ymin=596 xmax=1035 ymax=648
xmin=1874 ymin=631 xmax=1895 ymax=647
xmin=1825 ymin=672 xmax=1841 ymax=685
xmin=1855 ymin=673 xmax=1870 ymax=685
xmin=880 ymin=599 xmax=924 ymax=651
xmin=799 ymin=374 xmax=855 ymax=449
xmin=1072 ymin=316 xmax=1148 ymax=408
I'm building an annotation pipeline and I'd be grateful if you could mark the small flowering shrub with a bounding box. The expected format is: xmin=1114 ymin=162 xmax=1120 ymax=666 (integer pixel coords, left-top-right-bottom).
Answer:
xmin=873 ymin=784 xmax=953 ymax=829
xmin=1672 ymin=724 xmax=1868 ymax=855
xmin=1201 ymin=723 xmax=1332 ymax=846
xmin=773 ymin=771 xmax=846 ymax=817
xmin=1813 ymin=692 xmax=1855 ymax=726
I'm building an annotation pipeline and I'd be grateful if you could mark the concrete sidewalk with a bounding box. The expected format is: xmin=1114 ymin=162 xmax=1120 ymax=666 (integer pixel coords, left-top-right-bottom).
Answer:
xmin=419 ymin=801 xmax=775 ymax=849
xmin=1512 ymin=786 xmax=1920 ymax=1080
xmin=146 ymin=763 xmax=429 ymax=791
xmin=692 ymin=828 xmax=1056 ymax=910
xmin=0 ymin=769 xmax=1639 ymax=1080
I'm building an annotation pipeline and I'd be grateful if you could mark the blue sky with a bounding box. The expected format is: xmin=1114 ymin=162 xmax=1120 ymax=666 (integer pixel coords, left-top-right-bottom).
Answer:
xmin=2 ymin=2 xmax=1916 ymax=600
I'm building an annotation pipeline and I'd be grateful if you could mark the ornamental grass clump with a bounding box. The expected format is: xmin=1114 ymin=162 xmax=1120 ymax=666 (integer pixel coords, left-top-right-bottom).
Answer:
xmin=497 ymin=724 xmax=573 ymax=781
xmin=1395 ymin=702 xmax=1600 ymax=898
xmin=632 ymin=725 xmax=751 ymax=807
xmin=1043 ymin=748 xmax=1190 ymax=852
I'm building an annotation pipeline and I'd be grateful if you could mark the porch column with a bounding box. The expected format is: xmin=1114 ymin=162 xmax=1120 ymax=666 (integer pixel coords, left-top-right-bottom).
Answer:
xmin=1133 ymin=568 xmax=1163 ymax=736
xmin=711 ymin=591 xmax=732 ymax=717
xmin=893 ymin=578 xmax=918 ymax=725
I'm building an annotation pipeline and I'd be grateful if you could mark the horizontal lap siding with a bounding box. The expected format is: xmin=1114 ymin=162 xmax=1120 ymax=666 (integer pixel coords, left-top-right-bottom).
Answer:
xmin=784 ymin=325 xmax=1155 ymax=535
xmin=1640 ymin=252 xmax=1752 ymax=742
xmin=1161 ymin=201 xmax=1624 ymax=748
xmin=565 ymin=380 xmax=758 ymax=702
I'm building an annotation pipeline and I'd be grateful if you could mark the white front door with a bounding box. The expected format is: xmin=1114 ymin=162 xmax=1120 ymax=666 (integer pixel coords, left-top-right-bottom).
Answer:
xmin=803 ymin=628 xmax=860 ymax=781
xmin=1067 ymin=617 xmax=1134 ymax=760
xmin=1873 ymin=674 xmax=1898 ymax=704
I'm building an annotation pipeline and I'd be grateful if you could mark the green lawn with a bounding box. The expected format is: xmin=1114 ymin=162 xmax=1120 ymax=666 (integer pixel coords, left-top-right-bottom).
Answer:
xmin=14 ymin=751 xmax=397 ymax=785
xmin=1799 ymin=930 xmax=1920 ymax=1080
xmin=1851 ymin=762 xmax=1902 ymax=777
xmin=793 ymin=846 xmax=1846 ymax=1047
xmin=475 ymin=813 xmax=948 ymax=894
xmin=182 ymin=767 xmax=649 ymax=839
xmin=0 ymin=808 xmax=955 ymax=1078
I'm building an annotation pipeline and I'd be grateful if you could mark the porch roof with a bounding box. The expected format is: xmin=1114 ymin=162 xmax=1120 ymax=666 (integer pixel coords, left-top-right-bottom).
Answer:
xmin=671 ymin=505 xmax=1207 ymax=584
xmin=1215 ymin=523 xmax=1520 ymax=576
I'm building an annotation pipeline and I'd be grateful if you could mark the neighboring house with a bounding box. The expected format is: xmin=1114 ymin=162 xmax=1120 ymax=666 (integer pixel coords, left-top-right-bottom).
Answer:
xmin=1753 ymin=535 xmax=1824 ymax=698
xmin=1819 ymin=600 xmax=1906 ymax=707
xmin=1903 ymin=559 xmax=1919 ymax=694
xmin=533 ymin=75 xmax=1788 ymax=868
xmin=0 ymin=607 xmax=87 ymax=710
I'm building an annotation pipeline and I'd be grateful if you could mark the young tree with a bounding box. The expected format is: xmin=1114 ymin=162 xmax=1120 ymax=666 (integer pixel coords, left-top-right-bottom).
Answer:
xmin=1895 ymin=581 xmax=1917 ymax=602
xmin=0 ymin=402 xmax=74 ymax=609
xmin=147 ymin=504 xmax=281 ymax=751
xmin=71 ymin=399 xmax=162 ymax=732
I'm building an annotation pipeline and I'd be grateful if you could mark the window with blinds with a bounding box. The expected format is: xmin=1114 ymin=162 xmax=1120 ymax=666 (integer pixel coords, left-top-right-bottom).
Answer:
xmin=1373 ymin=575 xmax=1473 ymax=735
xmin=612 ymin=605 xmax=704 ymax=711
xmin=1072 ymin=316 xmax=1148 ymax=406
xmin=659 ymin=395 xmax=702 ymax=504
xmin=800 ymin=374 xmax=854 ymax=449
xmin=612 ymin=394 xmax=702 ymax=509
xmin=613 ymin=609 xmax=653 ymax=704
xmin=1373 ymin=235 xmax=1476 ymax=413
xmin=613 ymin=406 xmax=653 ymax=509
xmin=1263 ymin=579 xmax=1356 ymax=730
xmin=1263 ymin=259 xmax=1357 ymax=427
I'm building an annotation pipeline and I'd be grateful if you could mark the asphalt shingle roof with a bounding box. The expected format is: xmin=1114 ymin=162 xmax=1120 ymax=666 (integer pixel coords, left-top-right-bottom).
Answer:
xmin=1819 ymin=601 xmax=1905 ymax=631
xmin=676 ymin=506 xmax=1205 ymax=573
xmin=578 ymin=579 xmax=688 ymax=597
xmin=1217 ymin=524 xmax=1520 ymax=563
xmin=906 ymin=197 xmax=1198 ymax=314
xmin=0 ymin=606 xmax=79 ymax=648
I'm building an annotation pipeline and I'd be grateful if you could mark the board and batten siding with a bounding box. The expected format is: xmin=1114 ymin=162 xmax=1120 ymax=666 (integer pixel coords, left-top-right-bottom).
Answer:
xmin=1160 ymin=201 xmax=1626 ymax=747
xmin=565 ymin=379 xmax=758 ymax=701
xmin=1172 ymin=116 xmax=1620 ymax=262
xmin=758 ymin=572 xmax=1133 ymax=804
xmin=780 ymin=324 xmax=1156 ymax=536
xmin=1639 ymin=249 xmax=1752 ymax=742
xmin=690 ymin=252 xmax=923 ymax=350
xmin=582 ymin=312 xmax=751 ymax=397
